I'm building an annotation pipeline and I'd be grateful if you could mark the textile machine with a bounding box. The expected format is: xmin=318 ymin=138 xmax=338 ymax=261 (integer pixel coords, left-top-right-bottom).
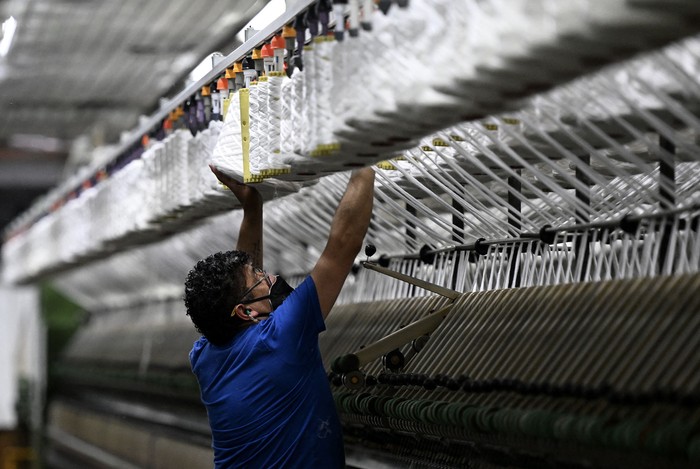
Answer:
xmin=2 ymin=0 xmax=700 ymax=467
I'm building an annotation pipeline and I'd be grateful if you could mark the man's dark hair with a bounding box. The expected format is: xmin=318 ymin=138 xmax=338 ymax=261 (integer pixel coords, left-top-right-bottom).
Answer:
xmin=184 ymin=250 xmax=252 ymax=345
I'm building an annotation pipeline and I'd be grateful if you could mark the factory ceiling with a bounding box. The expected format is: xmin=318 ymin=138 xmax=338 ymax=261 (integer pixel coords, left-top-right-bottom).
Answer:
xmin=0 ymin=0 xmax=268 ymax=235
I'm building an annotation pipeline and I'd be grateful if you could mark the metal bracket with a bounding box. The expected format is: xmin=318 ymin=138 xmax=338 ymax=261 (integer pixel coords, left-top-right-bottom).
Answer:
xmin=361 ymin=261 xmax=461 ymax=300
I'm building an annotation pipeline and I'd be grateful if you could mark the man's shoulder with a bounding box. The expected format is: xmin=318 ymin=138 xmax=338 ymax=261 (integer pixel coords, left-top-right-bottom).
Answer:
xmin=189 ymin=336 xmax=209 ymax=362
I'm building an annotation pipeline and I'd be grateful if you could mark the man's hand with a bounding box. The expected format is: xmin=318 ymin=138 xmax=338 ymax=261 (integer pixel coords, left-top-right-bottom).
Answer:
xmin=210 ymin=165 xmax=262 ymax=208
xmin=210 ymin=164 xmax=264 ymax=266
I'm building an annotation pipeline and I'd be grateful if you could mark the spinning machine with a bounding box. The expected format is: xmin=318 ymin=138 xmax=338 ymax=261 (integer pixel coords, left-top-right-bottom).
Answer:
xmin=2 ymin=0 xmax=700 ymax=467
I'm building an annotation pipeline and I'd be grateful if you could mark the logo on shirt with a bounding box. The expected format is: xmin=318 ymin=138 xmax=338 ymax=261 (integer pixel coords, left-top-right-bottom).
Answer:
xmin=317 ymin=418 xmax=332 ymax=439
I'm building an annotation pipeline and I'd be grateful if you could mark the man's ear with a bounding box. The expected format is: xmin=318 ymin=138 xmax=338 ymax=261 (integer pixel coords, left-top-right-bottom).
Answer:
xmin=232 ymin=304 xmax=254 ymax=321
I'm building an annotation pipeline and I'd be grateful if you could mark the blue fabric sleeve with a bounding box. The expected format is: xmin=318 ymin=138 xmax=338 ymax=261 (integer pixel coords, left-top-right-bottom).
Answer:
xmin=260 ymin=276 xmax=325 ymax=363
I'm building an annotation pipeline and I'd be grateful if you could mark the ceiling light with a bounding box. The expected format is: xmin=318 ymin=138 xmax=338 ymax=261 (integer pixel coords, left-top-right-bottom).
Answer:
xmin=0 ymin=16 xmax=17 ymax=57
xmin=9 ymin=134 xmax=66 ymax=153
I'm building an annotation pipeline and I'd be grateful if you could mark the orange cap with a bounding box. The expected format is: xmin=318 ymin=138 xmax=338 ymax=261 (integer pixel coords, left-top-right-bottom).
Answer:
xmin=261 ymin=43 xmax=274 ymax=57
xmin=217 ymin=77 xmax=228 ymax=90
xmin=271 ymin=34 xmax=285 ymax=49
xmin=201 ymin=85 xmax=211 ymax=96
xmin=225 ymin=67 xmax=235 ymax=78
xmin=141 ymin=135 xmax=150 ymax=147
xmin=163 ymin=118 xmax=173 ymax=130
xmin=252 ymin=47 xmax=262 ymax=60
xmin=282 ymin=25 xmax=296 ymax=38
xmin=233 ymin=61 xmax=243 ymax=73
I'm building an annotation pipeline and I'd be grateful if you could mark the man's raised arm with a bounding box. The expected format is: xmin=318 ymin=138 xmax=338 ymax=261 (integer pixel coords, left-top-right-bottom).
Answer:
xmin=210 ymin=165 xmax=263 ymax=267
xmin=312 ymin=168 xmax=375 ymax=318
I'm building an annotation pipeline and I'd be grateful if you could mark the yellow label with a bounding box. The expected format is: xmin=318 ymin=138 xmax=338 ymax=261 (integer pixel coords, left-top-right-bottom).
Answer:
xmin=450 ymin=134 xmax=464 ymax=142
xmin=222 ymin=97 xmax=231 ymax=121
xmin=432 ymin=138 xmax=449 ymax=147
xmin=239 ymin=88 xmax=251 ymax=182
xmin=421 ymin=145 xmax=434 ymax=152
xmin=484 ymin=123 xmax=498 ymax=131
xmin=377 ymin=161 xmax=397 ymax=170
xmin=503 ymin=117 xmax=521 ymax=125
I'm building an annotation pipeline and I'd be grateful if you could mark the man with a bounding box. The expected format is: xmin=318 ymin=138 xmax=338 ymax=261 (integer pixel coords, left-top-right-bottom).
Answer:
xmin=184 ymin=165 xmax=374 ymax=468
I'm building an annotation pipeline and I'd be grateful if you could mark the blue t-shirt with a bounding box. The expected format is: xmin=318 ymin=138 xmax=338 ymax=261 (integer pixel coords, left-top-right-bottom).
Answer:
xmin=190 ymin=276 xmax=344 ymax=468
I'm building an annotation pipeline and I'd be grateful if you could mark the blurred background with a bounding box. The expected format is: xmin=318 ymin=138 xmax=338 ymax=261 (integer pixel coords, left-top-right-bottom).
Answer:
xmin=0 ymin=0 xmax=289 ymax=234
xmin=0 ymin=0 xmax=282 ymax=466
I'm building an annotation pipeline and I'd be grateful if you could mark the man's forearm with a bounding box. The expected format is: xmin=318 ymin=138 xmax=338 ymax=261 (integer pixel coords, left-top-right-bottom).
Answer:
xmin=237 ymin=195 xmax=263 ymax=266
xmin=328 ymin=168 xmax=375 ymax=256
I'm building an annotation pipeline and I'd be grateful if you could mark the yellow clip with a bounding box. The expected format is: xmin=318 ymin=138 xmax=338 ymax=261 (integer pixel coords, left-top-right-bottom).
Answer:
xmin=377 ymin=161 xmax=397 ymax=170
xmin=239 ymin=88 xmax=251 ymax=182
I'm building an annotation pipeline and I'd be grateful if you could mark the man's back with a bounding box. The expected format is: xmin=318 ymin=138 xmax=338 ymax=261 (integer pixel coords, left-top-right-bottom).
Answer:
xmin=190 ymin=277 xmax=344 ymax=468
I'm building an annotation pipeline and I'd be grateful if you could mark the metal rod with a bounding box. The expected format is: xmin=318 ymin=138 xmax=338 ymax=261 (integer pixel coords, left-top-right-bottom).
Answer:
xmin=575 ymin=154 xmax=592 ymax=282
xmin=406 ymin=203 xmax=417 ymax=241
xmin=361 ymin=262 xmax=461 ymax=300
xmin=451 ymin=198 xmax=464 ymax=290
xmin=508 ymin=171 xmax=522 ymax=287
xmin=376 ymin=203 xmax=700 ymax=262
xmin=658 ymin=135 xmax=676 ymax=274
xmin=353 ymin=304 xmax=456 ymax=367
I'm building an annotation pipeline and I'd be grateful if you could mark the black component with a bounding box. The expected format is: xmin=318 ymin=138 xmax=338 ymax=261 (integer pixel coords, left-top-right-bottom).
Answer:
xmin=423 ymin=379 xmax=437 ymax=391
xmin=331 ymin=354 xmax=360 ymax=373
xmin=306 ymin=6 xmax=319 ymax=37
xmin=365 ymin=375 xmax=378 ymax=386
xmin=377 ymin=373 xmax=390 ymax=384
xmin=474 ymin=238 xmax=489 ymax=256
xmin=377 ymin=0 xmax=392 ymax=15
xmin=378 ymin=255 xmax=390 ymax=267
xmin=365 ymin=244 xmax=377 ymax=257
xmin=292 ymin=53 xmax=304 ymax=73
xmin=242 ymin=56 xmax=255 ymax=70
xmin=419 ymin=245 xmax=436 ymax=265
xmin=411 ymin=335 xmax=429 ymax=353
xmin=383 ymin=349 xmax=405 ymax=372
xmin=539 ymin=225 xmax=556 ymax=244
xmin=318 ymin=0 xmax=332 ymax=36
xmin=445 ymin=379 xmax=460 ymax=391
xmin=619 ymin=214 xmax=640 ymax=234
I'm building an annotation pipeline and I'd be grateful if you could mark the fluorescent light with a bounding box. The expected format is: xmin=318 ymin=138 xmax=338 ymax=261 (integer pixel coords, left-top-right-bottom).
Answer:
xmin=9 ymin=134 xmax=66 ymax=153
xmin=0 ymin=16 xmax=17 ymax=57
